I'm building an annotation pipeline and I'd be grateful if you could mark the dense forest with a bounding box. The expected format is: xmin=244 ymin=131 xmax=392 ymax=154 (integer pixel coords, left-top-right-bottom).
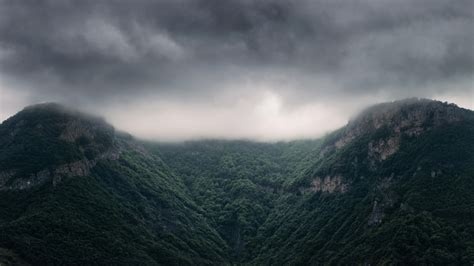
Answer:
xmin=0 ymin=99 xmax=473 ymax=265
xmin=147 ymin=139 xmax=322 ymax=260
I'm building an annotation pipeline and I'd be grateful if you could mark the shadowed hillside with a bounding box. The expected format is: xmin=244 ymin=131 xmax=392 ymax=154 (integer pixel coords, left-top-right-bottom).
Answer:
xmin=1 ymin=99 xmax=473 ymax=265
xmin=0 ymin=103 xmax=228 ymax=265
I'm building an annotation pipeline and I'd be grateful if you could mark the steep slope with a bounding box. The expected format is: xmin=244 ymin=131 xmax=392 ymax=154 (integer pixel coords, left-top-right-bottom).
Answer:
xmin=152 ymin=98 xmax=474 ymax=264
xmin=147 ymin=140 xmax=321 ymax=259
xmin=1 ymin=99 xmax=473 ymax=265
xmin=0 ymin=103 xmax=228 ymax=265
xmin=251 ymin=98 xmax=474 ymax=264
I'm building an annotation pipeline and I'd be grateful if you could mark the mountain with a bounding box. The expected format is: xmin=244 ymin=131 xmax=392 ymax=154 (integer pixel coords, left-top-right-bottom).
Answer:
xmin=0 ymin=103 xmax=228 ymax=265
xmin=152 ymin=98 xmax=474 ymax=264
xmin=247 ymin=98 xmax=474 ymax=264
xmin=0 ymin=99 xmax=473 ymax=265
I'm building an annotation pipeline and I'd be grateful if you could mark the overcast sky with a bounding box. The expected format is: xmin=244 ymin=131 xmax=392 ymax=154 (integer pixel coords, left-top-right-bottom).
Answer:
xmin=0 ymin=0 xmax=473 ymax=141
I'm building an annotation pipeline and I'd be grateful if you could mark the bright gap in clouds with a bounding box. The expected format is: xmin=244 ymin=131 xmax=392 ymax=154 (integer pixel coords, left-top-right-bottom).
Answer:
xmin=0 ymin=82 xmax=30 ymax=123
xmin=1 ymin=80 xmax=472 ymax=142
xmin=102 ymin=90 xmax=351 ymax=142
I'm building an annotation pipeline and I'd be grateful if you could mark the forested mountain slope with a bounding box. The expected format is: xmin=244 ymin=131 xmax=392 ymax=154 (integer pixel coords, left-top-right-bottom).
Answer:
xmin=0 ymin=99 xmax=473 ymax=265
xmin=147 ymin=140 xmax=321 ymax=260
xmin=0 ymin=103 xmax=228 ymax=265
xmin=154 ymin=99 xmax=474 ymax=265
xmin=249 ymin=99 xmax=474 ymax=264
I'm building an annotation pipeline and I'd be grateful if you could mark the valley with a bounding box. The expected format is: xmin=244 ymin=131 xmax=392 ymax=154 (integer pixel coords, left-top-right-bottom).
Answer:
xmin=0 ymin=99 xmax=473 ymax=265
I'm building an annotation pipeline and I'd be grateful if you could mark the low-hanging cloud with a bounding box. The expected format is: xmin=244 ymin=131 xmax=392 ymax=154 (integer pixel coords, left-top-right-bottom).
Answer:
xmin=0 ymin=0 xmax=473 ymax=140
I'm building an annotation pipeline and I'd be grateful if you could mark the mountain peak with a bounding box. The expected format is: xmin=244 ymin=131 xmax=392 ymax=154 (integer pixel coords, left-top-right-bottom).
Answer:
xmin=0 ymin=103 xmax=117 ymax=190
xmin=350 ymin=98 xmax=468 ymax=130
xmin=23 ymin=102 xmax=69 ymax=111
xmin=325 ymin=98 xmax=472 ymax=163
xmin=17 ymin=102 xmax=107 ymax=124
xmin=298 ymin=98 xmax=474 ymax=206
xmin=338 ymin=98 xmax=469 ymax=143
xmin=2 ymin=102 xmax=114 ymax=145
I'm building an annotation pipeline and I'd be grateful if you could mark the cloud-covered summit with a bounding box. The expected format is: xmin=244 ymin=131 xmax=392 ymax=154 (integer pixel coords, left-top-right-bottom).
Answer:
xmin=0 ymin=0 xmax=472 ymax=140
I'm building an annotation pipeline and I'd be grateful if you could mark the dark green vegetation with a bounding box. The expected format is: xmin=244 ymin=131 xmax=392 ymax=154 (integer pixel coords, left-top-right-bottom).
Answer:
xmin=0 ymin=104 xmax=228 ymax=265
xmin=148 ymin=139 xmax=321 ymax=260
xmin=0 ymin=103 xmax=114 ymax=178
xmin=1 ymin=99 xmax=473 ymax=265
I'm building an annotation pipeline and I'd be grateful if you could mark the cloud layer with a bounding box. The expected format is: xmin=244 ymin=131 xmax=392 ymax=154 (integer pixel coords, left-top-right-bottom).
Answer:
xmin=0 ymin=0 xmax=473 ymax=140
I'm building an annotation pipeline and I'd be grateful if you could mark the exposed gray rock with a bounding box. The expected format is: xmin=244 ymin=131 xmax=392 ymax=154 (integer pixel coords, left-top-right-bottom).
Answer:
xmin=368 ymin=136 xmax=400 ymax=162
xmin=308 ymin=175 xmax=348 ymax=193
xmin=368 ymin=200 xmax=384 ymax=226
xmin=0 ymin=103 xmax=123 ymax=191
xmin=334 ymin=98 xmax=466 ymax=150
xmin=0 ymin=150 xmax=120 ymax=191
xmin=335 ymin=131 xmax=357 ymax=149
xmin=368 ymin=175 xmax=398 ymax=226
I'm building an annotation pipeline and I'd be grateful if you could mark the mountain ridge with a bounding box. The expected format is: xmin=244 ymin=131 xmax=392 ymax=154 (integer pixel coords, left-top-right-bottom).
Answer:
xmin=152 ymin=98 xmax=474 ymax=264
xmin=0 ymin=102 xmax=230 ymax=264
xmin=0 ymin=98 xmax=473 ymax=264
xmin=245 ymin=98 xmax=474 ymax=264
xmin=0 ymin=102 xmax=118 ymax=190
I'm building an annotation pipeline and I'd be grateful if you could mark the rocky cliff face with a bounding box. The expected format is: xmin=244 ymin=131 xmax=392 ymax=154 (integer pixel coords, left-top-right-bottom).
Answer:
xmin=309 ymin=175 xmax=348 ymax=193
xmin=253 ymin=100 xmax=474 ymax=264
xmin=0 ymin=150 xmax=120 ymax=191
xmin=0 ymin=103 xmax=121 ymax=191
xmin=302 ymin=98 xmax=471 ymax=194
xmin=368 ymin=136 xmax=400 ymax=162
xmin=336 ymin=98 xmax=467 ymax=150
xmin=0 ymin=103 xmax=232 ymax=265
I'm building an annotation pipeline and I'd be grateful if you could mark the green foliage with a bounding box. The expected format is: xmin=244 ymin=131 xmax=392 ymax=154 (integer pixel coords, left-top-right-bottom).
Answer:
xmin=0 ymin=104 xmax=113 ymax=177
xmin=0 ymin=105 xmax=228 ymax=265
xmin=147 ymin=140 xmax=321 ymax=260
xmin=150 ymin=110 xmax=474 ymax=264
xmin=1 ymin=101 xmax=474 ymax=265
xmin=0 ymin=144 xmax=229 ymax=265
xmin=248 ymin=116 xmax=474 ymax=265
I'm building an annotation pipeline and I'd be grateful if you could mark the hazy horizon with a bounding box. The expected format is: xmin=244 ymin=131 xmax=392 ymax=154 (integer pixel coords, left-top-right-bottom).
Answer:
xmin=1 ymin=0 xmax=472 ymax=141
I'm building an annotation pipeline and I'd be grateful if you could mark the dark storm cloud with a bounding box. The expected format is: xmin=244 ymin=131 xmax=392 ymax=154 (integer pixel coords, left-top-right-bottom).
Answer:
xmin=0 ymin=0 xmax=472 ymax=104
